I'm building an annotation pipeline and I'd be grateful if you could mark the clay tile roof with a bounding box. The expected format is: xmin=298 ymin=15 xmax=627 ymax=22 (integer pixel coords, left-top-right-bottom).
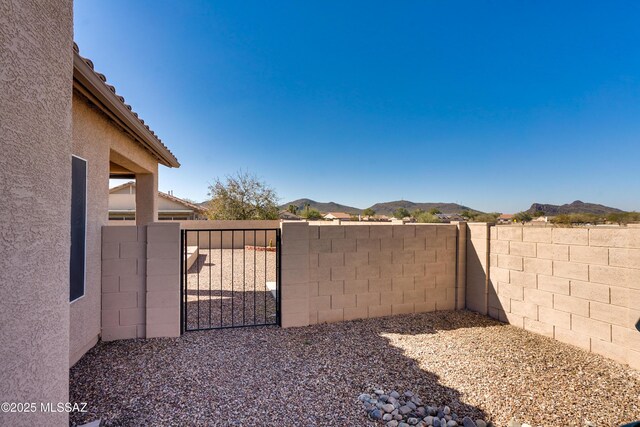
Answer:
xmin=109 ymin=181 xmax=206 ymax=213
xmin=73 ymin=42 xmax=179 ymax=168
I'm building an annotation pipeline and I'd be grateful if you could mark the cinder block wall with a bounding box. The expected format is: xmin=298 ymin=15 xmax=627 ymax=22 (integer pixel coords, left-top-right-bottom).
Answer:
xmin=102 ymin=226 xmax=147 ymax=340
xmin=146 ymin=223 xmax=181 ymax=338
xmin=101 ymin=223 xmax=180 ymax=340
xmin=477 ymin=225 xmax=640 ymax=369
xmin=466 ymin=223 xmax=490 ymax=314
xmin=280 ymin=222 xmax=461 ymax=327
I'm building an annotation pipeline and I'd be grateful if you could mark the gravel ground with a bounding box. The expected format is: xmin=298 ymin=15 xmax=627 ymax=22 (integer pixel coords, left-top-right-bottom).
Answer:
xmin=70 ymin=311 xmax=640 ymax=427
xmin=185 ymin=248 xmax=277 ymax=330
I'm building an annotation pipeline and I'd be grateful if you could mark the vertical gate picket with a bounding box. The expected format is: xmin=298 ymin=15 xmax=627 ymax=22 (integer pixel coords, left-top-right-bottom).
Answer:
xmin=181 ymin=228 xmax=280 ymax=332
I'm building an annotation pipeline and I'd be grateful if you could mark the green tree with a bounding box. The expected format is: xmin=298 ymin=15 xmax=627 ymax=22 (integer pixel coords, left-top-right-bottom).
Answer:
xmin=533 ymin=210 xmax=545 ymax=218
xmin=287 ymin=204 xmax=299 ymax=215
xmin=416 ymin=212 xmax=442 ymax=223
xmin=428 ymin=208 xmax=442 ymax=215
xmin=513 ymin=211 xmax=533 ymax=223
xmin=363 ymin=208 xmax=376 ymax=217
xmin=301 ymin=208 xmax=323 ymax=220
xmin=472 ymin=212 xmax=500 ymax=222
xmin=206 ymin=170 xmax=279 ymax=220
xmin=461 ymin=209 xmax=477 ymax=220
xmin=606 ymin=211 xmax=640 ymax=225
xmin=551 ymin=213 xmax=601 ymax=225
xmin=393 ymin=207 xmax=410 ymax=219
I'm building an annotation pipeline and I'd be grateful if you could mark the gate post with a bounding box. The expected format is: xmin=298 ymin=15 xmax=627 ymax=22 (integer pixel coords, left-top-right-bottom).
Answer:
xmin=280 ymin=222 xmax=311 ymax=328
xmin=146 ymin=222 xmax=181 ymax=338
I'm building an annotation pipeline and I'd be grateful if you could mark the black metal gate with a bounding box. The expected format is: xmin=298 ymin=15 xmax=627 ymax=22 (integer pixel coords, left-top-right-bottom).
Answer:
xmin=180 ymin=228 xmax=281 ymax=332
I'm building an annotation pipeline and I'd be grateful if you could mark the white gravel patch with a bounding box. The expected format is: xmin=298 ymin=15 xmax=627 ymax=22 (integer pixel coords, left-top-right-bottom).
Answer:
xmin=70 ymin=311 xmax=640 ymax=426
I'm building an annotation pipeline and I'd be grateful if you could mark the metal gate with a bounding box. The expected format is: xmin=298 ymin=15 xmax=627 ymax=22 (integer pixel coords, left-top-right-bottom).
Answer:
xmin=180 ymin=228 xmax=281 ymax=332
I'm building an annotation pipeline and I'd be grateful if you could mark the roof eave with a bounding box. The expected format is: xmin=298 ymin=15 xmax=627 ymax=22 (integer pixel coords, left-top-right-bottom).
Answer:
xmin=72 ymin=53 xmax=180 ymax=168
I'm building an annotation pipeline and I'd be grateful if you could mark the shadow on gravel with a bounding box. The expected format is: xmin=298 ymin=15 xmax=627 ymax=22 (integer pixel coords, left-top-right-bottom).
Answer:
xmin=184 ymin=289 xmax=277 ymax=329
xmin=70 ymin=311 xmax=497 ymax=426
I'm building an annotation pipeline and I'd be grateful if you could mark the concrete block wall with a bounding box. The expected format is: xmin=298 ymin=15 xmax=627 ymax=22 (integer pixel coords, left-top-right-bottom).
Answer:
xmin=481 ymin=225 xmax=640 ymax=369
xmin=280 ymin=222 xmax=460 ymax=327
xmin=466 ymin=223 xmax=490 ymax=315
xmin=102 ymin=226 xmax=147 ymax=340
xmin=280 ymin=222 xmax=311 ymax=328
xmin=101 ymin=223 xmax=180 ymax=340
xmin=146 ymin=223 xmax=181 ymax=338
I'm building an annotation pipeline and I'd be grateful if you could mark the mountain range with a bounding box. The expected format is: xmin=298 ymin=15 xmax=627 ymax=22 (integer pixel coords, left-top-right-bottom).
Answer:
xmin=280 ymin=198 xmax=626 ymax=216
xmin=280 ymin=198 xmax=362 ymax=215
xmin=280 ymin=198 xmax=480 ymax=216
xmin=525 ymin=200 xmax=623 ymax=216
xmin=367 ymin=200 xmax=479 ymax=216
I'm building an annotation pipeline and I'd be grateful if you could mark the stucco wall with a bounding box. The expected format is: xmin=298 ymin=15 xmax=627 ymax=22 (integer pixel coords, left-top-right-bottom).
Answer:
xmin=109 ymin=192 xmax=135 ymax=210
xmin=70 ymin=91 xmax=163 ymax=364
xmin=69 ymin=93 xmax=109 ymax=365
xmin=466 ymin=225 xmax=640 ymax=370
xmin=0 ymin=1 xmax=73 ymax=425
xmin=280 ymin=222 xmax=459 ymax=327
xmin=109 ymin=191 xmax=196 ymax=211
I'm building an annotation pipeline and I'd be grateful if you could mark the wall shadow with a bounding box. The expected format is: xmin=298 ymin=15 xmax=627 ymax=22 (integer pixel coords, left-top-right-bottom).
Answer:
xmin=184 ymin=288 xmax=277 ymax=330
xmin=464 ymin=224 xmax=506 ymax=320
xmin=69 ymin=311 xmax=497 ymax=426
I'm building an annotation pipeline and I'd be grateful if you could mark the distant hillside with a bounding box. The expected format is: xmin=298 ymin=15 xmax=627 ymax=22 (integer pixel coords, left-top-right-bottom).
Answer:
xmin=281 ymin=198 xmax=482 ymax=216
xmin=526 ymin=200 xmax=623 ymax=216
xmin=366 ymin=200 xmax=480 ymax=216
xmin=280 ymin=198 xmax=362 ymax=215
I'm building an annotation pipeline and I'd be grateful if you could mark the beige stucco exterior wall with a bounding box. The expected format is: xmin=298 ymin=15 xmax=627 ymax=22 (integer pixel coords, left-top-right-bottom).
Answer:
xmin=481 ymin=225 xmax=640 ymax=369
xmin=69 ymin=93 xmax=109 ymax=365
xmin=0 ymin=1 xmax=73 ymax=425
xmin=109 ymin=192 xmax=135 ymax=210
xmin=70 ymin=91 xmax=163 ymax=365
xmin=109 ymin=191 xmax=196 ymax=211
xmin=280 ymin=223 xmax=459 ymax=327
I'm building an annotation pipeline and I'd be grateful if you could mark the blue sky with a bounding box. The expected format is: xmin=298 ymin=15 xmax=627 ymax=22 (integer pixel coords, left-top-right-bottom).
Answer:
xmin=75 ymin=1 xmax=640 ymax=213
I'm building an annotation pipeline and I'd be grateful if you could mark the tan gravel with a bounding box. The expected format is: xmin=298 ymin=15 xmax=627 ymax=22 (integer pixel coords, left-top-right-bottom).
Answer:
xmin=185 ymin=248 xmax=277 ymax=330
xmin=70 ymin=311 xmax=640 ymax=426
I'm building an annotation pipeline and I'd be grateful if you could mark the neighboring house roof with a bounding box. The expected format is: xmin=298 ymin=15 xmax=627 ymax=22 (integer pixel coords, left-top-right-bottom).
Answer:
xmin=159 ymin=191 xmax=207 ymax=214
xmin=499 ymin=214 xmax=514 ymax=220
xmin=109 ymin=182 xmax=206 ymax=214
xmin=436 ymin=213 xmax=465 ymax=221
xmin=72 ymin=43 xmax=179 ymax=168
xmin=279 ymin=211 xmax=302 ymax=220
xmin=324 ymin=212 xmax=352 ymax=220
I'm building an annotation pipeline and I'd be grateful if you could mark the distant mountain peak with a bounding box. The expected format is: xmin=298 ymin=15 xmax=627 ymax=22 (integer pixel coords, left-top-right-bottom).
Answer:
xmin=368 ymin=200 xmax=480 ymax=216
xmin=527 ymin=201 xmax=622 ymax=215
xmin=280 ymin=199 xmax=361 ymax=215
xmin=281 ymin=198 xmax=482 ymax=216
